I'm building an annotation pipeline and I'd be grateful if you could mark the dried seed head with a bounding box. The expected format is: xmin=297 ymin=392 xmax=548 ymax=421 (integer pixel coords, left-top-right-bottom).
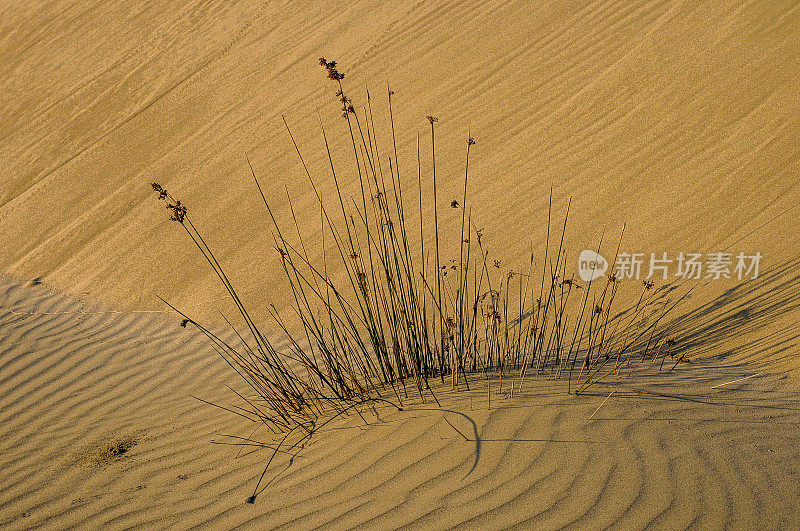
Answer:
xmin=319 ymin=57 xmax=345 ymax=81
xmin=151 ymin=182 xmax=168 ymax=200
xmin=167 ymin=201 xmax=186 ymax=223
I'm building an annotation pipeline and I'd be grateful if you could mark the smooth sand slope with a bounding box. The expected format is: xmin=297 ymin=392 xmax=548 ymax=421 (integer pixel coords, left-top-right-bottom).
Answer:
xmin=2 ymin=0 xmax=799 ymax=320
xmin=2 ymin=0 xmax=800 ymax=528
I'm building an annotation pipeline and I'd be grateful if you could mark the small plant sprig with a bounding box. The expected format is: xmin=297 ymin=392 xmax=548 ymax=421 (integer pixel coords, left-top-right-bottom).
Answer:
xmin=320 ymin=58 xmax=354 ymax=118
xmin=152 ymin=183 xmax=186 ymax=222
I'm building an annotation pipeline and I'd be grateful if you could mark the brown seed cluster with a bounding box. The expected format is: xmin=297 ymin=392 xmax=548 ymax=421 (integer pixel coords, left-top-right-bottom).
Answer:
xmin=152 ymin=182 xmax=168 ymax=200
xmin=152 ymin=182 xmax=187 ymax=223
xmin=319 ymin=57 xmax=344 ymax=81
xmin=319 ymin=58 xmax=355 ymax=117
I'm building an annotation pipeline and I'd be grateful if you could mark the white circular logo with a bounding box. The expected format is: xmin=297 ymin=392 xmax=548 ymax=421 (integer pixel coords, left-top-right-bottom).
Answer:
xmin=578 ymin=250 xmax=608 ymax=282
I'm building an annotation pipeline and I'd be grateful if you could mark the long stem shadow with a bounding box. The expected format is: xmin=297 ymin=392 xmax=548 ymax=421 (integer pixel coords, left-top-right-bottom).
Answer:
xmin=614 ymin=257 xmax=800 ymax=368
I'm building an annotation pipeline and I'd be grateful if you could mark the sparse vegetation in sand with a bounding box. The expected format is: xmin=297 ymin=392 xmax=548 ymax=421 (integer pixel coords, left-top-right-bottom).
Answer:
xmin=152 ymin=59 xmax=699 ymax=501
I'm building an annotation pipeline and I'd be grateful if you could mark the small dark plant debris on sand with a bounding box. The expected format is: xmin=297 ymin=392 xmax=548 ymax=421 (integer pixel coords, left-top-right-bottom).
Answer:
xmin=83 ymin=437 xmax=139 ymax=467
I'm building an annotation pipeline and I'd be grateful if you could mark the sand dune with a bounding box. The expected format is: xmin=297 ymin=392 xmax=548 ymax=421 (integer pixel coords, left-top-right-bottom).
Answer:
xmin=2 ymin=0 xmax=798 ymax=321
xmin=1 ymin=276 xmax=800 ymax=528
xmin=3 ymin=0 xmax=800 ymax=528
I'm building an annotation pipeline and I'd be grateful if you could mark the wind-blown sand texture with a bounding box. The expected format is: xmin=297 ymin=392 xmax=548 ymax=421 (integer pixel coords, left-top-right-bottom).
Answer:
xmin=2 ymin=276 xmax=800 ymax=528
xmin=2 ymin=0 xmax=800 ymax=528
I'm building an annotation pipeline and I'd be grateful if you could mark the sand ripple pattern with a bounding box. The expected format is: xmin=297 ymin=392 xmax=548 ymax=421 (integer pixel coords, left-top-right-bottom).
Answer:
xmin=2 ymin=277 xmax=799 ymax=528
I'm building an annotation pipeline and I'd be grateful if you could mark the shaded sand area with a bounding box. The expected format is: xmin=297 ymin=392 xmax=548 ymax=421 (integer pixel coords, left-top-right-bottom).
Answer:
xmin=2 ymin=274 xmax=800 ymax=528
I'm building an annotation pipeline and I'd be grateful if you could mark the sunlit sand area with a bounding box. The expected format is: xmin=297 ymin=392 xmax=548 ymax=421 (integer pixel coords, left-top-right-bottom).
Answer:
xmin=2 ymin=1 xmax=800 ymax=528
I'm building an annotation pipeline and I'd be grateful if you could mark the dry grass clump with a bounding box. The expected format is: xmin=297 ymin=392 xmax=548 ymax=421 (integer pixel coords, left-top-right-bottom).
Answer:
xmin=152 ymin=59 xmax=695 ymax=436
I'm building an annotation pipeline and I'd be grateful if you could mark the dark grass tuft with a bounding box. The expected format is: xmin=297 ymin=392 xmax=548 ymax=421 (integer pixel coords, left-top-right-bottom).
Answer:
xmin=152 ymin=60 xmax=697 ymax=448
